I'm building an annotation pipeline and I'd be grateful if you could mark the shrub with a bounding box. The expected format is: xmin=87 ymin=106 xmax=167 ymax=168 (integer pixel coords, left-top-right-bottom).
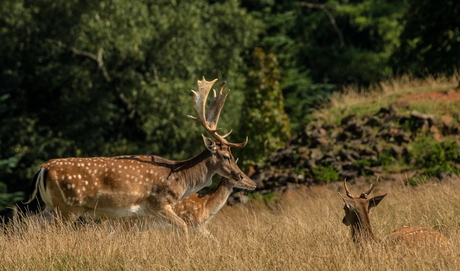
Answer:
xmin=312 ymin=165 xmax=339 ymax=183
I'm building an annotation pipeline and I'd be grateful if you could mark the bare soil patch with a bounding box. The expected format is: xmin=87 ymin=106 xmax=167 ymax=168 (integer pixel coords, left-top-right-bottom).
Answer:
xmin=400 ymin=87 xmax=460 ymax=102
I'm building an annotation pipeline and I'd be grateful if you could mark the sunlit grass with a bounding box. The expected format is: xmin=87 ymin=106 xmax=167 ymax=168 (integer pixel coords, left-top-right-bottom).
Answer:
xmin=316 ymin=74 xmax=459 ymax=124
xmin=2 ymin=178 xmax=460 ymax=270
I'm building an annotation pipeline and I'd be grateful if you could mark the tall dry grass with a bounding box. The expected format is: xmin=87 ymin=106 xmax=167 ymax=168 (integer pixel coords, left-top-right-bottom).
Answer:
xmin=2 ymin=179 xmax=460 ymax=270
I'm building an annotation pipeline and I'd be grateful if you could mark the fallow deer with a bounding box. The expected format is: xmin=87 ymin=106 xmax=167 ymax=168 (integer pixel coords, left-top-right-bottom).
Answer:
xmin=25 ymin=77 xmax=256 ymax=235
xmin=339 ymin=180 xmax=449 ymax=247
xmin=108 ymin=176 xmax=254 ymax=241
xmin=170 ymin=176 xmax=252 ymax=240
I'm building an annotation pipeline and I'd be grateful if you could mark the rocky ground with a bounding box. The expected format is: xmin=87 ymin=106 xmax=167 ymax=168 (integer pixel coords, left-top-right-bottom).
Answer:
xmin=229 ymin=87 xmax=460 ymax=204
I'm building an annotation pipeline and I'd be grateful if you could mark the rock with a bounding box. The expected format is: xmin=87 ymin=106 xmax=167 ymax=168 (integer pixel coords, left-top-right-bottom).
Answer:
xmin=375 ymin=107 xmax=394 ymax=117
xmin=340 ymin=169 xmax=359 ymax=179
xmin=364 ymin=166 xmax=383 ymax=174
xmin=365 ymin=116 xmax=382 ymax=127
xmin=411 ymin=110 xmax=436 ymax=126
xmin=394 ymin=130 xmax=411 ymax=144
xmin=341 ymin=114 xmax=356 ymax=125
xmin=311 ymin=128 xmax=327 ymax=138
xmin=304 ymin=159 xmax=317 ymax=169
xmin=310 ymin=148 xmax=323 ymax=160
xmin=439 ymin=172 xmax=458 ymax=181
xmin=441 ymin=115 xmax=454 ymax=127
xmin=336 ymin=131 xmax=352 ymax=141
xmin=391 ymin=145 xmax=407 ymax=159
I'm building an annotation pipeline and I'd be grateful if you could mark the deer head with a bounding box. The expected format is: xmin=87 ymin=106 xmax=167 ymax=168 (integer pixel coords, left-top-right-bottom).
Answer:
xmin=338 ymin=180 xmax=449 ymax=247
xmin=188 ymin=77 xmax=250 ymax=183
xmin=339 ymin=180 xmax=387 ymax=242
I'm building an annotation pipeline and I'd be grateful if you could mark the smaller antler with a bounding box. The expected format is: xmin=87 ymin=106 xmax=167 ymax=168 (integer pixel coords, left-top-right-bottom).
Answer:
xmin=343 ymin=179 xmax=354 ymax=198
xmin=188 ymin=77 xmax=248 ymax=148
xmin=359 ymin=184 xmax=375 ymax=199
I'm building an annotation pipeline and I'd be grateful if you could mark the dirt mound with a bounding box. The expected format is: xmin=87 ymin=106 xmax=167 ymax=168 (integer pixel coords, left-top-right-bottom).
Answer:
xmin=228 ymin=93 xmax=460 ymax=204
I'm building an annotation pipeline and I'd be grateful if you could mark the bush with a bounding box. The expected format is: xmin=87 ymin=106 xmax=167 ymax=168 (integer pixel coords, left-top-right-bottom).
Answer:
xmin=312 ymin=165 xmax=339 ymax=183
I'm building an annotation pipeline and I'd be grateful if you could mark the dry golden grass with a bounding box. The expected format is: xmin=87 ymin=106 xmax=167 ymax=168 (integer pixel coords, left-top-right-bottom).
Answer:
xmin=2 ymin=179 xmax=460 ymax=270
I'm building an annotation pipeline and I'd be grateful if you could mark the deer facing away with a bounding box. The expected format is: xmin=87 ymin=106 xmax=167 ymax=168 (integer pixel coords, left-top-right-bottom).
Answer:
xmin=25 ymin=77 xmax=256 ymax=235
xmin=339 ymin=180 xmax=449 ymax=248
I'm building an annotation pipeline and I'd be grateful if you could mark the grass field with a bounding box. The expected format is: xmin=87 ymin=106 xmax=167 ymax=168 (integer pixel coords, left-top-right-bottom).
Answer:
xmin=2 ymin=178 xmax=460 ymax=270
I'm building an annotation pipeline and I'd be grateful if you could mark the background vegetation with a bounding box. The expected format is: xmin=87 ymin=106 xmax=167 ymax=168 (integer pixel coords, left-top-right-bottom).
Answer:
xmin=1 ymin=0 xmax=459 ymax=215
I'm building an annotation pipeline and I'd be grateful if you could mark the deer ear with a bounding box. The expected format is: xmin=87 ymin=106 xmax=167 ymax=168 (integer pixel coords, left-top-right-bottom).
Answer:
xmin=339 ymin=193 xmax=355 ymax=209
xmin=368 ymin=193 xmax=387 ymax=211
xmin=202 ymin=134 xmax=217 ymax=153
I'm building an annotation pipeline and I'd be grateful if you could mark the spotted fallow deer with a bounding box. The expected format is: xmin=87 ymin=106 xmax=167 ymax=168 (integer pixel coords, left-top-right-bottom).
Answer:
xmin=25 ymin=77 xmax=256 ymax=234
xmin=110 ymin=176 xmax=254 ymax=240
xmin=339 ymin=180 xmax=449 ymax=247
xmin=170 ymin=176 xmax=252 ymax=239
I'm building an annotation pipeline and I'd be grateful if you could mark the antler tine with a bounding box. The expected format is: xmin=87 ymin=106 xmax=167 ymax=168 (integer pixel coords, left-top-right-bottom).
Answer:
xmin=360 ymin=184 xmax=375 ymax=198
xmin=343 ymin=179 xmax=354 ymax=198
xmin=188 ymin=77 xmax=248 ymax=148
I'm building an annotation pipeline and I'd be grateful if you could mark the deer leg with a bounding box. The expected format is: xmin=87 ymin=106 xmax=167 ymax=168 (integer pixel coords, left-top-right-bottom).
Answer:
xmin=156 ymin=205 xmax=189 ymax=239
xmin=196 ymin=227 xmax=218 ymax=244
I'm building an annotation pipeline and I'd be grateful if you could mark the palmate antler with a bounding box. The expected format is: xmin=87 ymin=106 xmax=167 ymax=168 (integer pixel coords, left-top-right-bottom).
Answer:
xmin=188 ymin=77 xmax=248 ymax=148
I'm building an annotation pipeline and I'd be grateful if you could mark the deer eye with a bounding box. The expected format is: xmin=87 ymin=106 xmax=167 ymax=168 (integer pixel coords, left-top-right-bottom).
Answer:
xmin=223 ymin=155 xmax=231 ymax=161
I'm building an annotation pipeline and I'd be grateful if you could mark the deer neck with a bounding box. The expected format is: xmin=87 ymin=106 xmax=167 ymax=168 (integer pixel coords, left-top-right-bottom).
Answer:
xmin=350 ymin=212 xmax=380 ymax=243
xmin=196 ymin=179 xmax=233 ymax=224
xmin=205 ymin=179 xmax=234 ymax=215
xmin=175 ymin=149 xmax=218 ymax=199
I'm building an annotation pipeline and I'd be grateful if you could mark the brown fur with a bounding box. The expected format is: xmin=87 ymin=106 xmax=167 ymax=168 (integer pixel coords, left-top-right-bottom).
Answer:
xmin=340 ymin=181 xmax=449 ymax=248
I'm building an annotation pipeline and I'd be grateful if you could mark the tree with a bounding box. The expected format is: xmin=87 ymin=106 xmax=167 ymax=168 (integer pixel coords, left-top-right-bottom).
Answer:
xmin=391 ymin=0 xmax=460 ymax=79
xmin=239 ymin=48 xmax=291 ymax=164
xmin=241 ymin=0 xmax=410 ymax=132
xmin=0 ymin=0 xmax=263 ymax=217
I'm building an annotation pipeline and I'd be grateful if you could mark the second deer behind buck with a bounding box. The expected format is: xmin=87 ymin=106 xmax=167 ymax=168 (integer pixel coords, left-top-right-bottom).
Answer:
xmin=111 ymin=176 xmax=253 ymax=241
xmin=339 ymin=180 xmax=449 ymax=248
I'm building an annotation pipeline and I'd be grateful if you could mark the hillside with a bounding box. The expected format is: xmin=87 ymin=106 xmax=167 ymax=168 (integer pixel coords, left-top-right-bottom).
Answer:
xmin=236 ymin=76 xmax=460 ymax=202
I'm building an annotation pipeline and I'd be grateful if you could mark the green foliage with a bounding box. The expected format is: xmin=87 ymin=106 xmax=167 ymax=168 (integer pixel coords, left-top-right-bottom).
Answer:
xmin=242 ymin=0 xmax=410 ymax=131
xmin=351 ymin=158 xmax=380 ymax=176
xmin=391 ymin=0 xmax=460 ymax=77
xmin=0 ymin=0 xmax=263 ymax=215
xmin=240 ymin=48 xmax=291 ymax=165
xmin=312 ymin=165 xmax=339 ymax=183
xmin=409 ymin=137 xmax=460 ymax=177
xmin=247 ymin=191 xmax=279 ymax=205
xmin=423 ymin=162 xmax=460 ymax=177
xmin=284 ymin=83 xmax=336 ymax=131
xmin=377 ymin=150 xmax=394 ymax=166
xmin=407 ymin=175 xmax=430 ymax=186
xmin=410 ymin=138 xmax=457 ymax=168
